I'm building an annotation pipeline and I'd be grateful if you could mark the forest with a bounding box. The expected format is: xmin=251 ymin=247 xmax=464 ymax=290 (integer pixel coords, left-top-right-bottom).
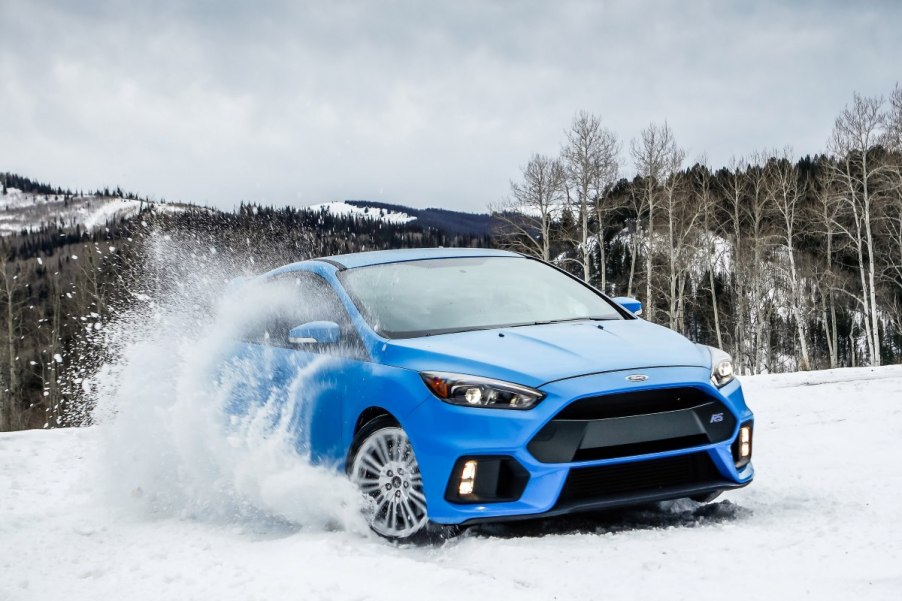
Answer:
xmin=0 ymin=178 xmax=491 ymax=430
xmin=2 ymin=84 xmax=901 ymax=432
xmin=495 ymin=85 xmax=902 ymax=376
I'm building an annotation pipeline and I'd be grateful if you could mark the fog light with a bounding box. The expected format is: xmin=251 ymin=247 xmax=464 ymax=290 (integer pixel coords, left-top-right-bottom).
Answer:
xmin=739 ymin=426 xmax=751 ymax=458
xmin=458 ymin=460 xmax=478 ymax=495
xmin=733 ymin=423 xmax=753 ymax=468
xmin=445 ymin=456 xmax=530 ymax=504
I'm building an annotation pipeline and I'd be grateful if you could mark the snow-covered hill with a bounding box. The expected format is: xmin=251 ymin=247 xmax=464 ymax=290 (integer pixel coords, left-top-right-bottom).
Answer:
xmin=307 ymin=201 xmax=416 ymax=225
xmin=0 ymin=188 xmax=189 ymax=235
xmin=2 ymin=183 xmax=491 ymax=237
xmin=2 ymin=366 xmax=901 ymax=600
xmin=305 ymin=199 xmax=494 ymax=235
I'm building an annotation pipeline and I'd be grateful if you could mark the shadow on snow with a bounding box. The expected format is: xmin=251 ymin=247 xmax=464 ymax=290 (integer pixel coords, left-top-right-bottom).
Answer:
xmin=462 ymin=499 xmax=752 ymax=540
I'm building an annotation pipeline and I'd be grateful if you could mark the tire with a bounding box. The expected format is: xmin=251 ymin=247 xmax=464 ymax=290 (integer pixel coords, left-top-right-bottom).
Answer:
xmin=349 ymin=416 xmax=448 ymax=542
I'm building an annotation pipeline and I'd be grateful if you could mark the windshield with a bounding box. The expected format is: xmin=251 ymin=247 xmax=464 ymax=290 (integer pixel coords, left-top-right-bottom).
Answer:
xmin=339 ymin=256 xmax=626 ymax=338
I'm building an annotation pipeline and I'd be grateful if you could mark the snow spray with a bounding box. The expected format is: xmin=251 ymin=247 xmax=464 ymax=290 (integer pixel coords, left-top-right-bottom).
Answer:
xmin=86 ymin=232 xmax=366 ymax=533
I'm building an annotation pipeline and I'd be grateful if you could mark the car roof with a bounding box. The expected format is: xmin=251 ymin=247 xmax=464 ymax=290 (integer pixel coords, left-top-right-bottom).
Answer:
xmin=317 ymin=247 xmax=521 ymax=269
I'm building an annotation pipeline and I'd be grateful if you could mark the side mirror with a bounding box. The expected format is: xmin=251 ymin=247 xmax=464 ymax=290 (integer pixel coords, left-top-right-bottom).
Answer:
xmin=613 ymin=296 xmax=643 ymax=316
xmin=289 ymin=321 xmax=341 ymax=345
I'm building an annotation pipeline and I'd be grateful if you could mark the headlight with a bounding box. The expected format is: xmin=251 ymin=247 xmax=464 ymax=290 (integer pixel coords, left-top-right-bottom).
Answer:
xmin=420 ymin=371 xmax=545 ymax=410
xmin=707 ymin=346 xmax=735 ymax=388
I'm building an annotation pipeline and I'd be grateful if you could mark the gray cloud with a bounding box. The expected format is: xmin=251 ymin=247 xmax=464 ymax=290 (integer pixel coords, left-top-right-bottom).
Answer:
xmin=1 ymin=0 xmax=900 ymax=211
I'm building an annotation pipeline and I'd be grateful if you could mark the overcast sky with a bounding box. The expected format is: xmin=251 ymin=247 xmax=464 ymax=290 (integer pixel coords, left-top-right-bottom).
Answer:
xmin=1 ymin=0 xmax=900 ymax=212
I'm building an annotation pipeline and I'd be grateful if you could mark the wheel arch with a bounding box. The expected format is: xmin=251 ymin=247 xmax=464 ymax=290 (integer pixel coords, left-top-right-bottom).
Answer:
xmin=346 ymin=407 xmax=399 ymax=472
xmin=354 ymin=406 xmax=399 ymax=435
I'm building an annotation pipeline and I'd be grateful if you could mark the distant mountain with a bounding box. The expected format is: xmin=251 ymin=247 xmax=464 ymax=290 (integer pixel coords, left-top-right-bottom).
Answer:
xmin=335 ymin=200 xmax=493 ymax=236
xmin=1 ymin=173 xmax=193 ymax=236
xmin=305 ymin=201 xmax=416 ymax=225
xmin=0 ymin=173 xmax=492 ymax=236
xmin=2 ymin=172 xmax=493 ymax=238
xmin=0 ymin=189 xmax=193 ymax=236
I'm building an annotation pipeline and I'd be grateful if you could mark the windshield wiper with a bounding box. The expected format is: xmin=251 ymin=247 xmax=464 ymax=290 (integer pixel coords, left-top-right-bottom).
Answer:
xmin=405 ymin=317 xmax=616 ymax=337
xmin=517 ymin=316 xmax=615 ymax=327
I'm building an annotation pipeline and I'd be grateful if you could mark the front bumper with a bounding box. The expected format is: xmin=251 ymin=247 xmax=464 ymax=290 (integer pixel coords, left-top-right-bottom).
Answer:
xmin=404 ymin=366 xmax=754 ymax=525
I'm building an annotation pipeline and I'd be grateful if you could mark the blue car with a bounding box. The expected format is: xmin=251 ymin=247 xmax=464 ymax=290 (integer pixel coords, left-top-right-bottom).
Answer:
xmin=228 ymin=248 xmax=754 ymax=540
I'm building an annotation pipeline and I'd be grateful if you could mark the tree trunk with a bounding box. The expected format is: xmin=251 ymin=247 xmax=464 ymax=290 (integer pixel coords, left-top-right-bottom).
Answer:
xmin=598 ymin=219 xmax=606 ymax=292
xmin=829 ymin=296 xmax=839 ymax=368
xmin=786 ymin=243 xmax=811 ymax=370
xmin=627 ymin=229 xmax=637 ymax=297
xmin=854 ymin=222 xmax=875 ymax=362
xmin=3 ymin=270 xmax=20 ymax=431
xmin=862 ymin=154 xmax=881 ymax=366
xmin=645 ymin=188 xmax=654 ymax=322
xmin=824 ymin=227 xmax=838 ymax=369
xmin=709 ymin=264 xmax=723 ymax=349
xmin=667 ymin=193 xmax=678 ymax=331
xmin=581 ymin=202 xmax=591 ymax=282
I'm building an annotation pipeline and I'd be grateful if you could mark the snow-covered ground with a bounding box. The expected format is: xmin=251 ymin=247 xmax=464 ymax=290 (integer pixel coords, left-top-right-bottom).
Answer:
xmin=2 ymin=366 xmax=901 ymax=600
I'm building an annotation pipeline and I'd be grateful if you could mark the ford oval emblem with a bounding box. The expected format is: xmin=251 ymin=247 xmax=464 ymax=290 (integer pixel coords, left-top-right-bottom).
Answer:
xmin=626 ymin=374 xmax=649 ymax=382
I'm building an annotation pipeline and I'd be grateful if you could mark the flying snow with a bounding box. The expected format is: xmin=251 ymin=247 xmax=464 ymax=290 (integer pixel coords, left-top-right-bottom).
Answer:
xmin=85 ymin=234 xmax=365 ymax=532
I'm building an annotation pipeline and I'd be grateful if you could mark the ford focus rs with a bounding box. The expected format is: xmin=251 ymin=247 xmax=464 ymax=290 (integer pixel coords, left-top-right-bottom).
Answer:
xmin=226 ymin=248 xmax=754 ymax=540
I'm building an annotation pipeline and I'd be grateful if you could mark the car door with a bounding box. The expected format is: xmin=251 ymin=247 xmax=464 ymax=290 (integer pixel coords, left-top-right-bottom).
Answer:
xmin=225 ymin=271 xmax=370 ymax=465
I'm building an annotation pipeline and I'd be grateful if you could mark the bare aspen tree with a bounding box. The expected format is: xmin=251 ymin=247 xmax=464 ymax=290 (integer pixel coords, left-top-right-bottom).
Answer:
xmin=43 ymin=271 xmax=63 ymax=426
xmin=631 ymin=122 xmax=680 ymax=322
xmin=624 ymin=189 xmax=642 ymax=297
xmin=885 ymin=193 xmax=902 ymax=327
xmin=885 ymin=84 xmax=902 ymax=299
xmin=885 ymin=83 xmax=902 ymax=150
xmin=697 ymin=161 xmax=725 ymax=350
xmin=0 ymin=253 xmax=23 ymax=431
xmin=590 ymin=131 xmax=621 ymax=291
xmin=721 ymin=157 xmax=749 ymax=371
xmin=493 ymin=154 xmax=566 ymax=261
xmin=561 ymin=111 xmax=619 ymax=287
xmin=881 ymin=83 xmax=902 ymax=335
xmin=811 ymin=166 xmax=843 ymax=368
xmin=743 ymin=153 xmax=778 ymax=372
xmin=0 ymin=372 xmax=5 ymax=431
xmin=827 ymin=93 xmax=887 ymax=366
xmin=659 ymin=148 xmax=696 ymax=333
xmin=766 ymin=150 xmax=812 ymax=370
xmin=75 ymin=243 xmax=109 ymax=315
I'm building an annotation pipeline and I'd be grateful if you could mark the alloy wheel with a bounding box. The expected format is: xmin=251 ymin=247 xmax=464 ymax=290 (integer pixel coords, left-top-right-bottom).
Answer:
xmin=350 ymin=426 xmax=428 ymax=539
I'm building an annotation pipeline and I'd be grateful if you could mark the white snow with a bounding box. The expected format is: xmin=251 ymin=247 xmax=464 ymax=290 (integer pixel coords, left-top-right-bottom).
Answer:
xmin=2 ymin=366 xmax=902 ymax=600
xmin=0 ymin=188 xmax=191 ymax=235
xmin=80 ymin=199 xmax=145 ymax=230
xmin=307 ymin=201 xmax=415 ymax=224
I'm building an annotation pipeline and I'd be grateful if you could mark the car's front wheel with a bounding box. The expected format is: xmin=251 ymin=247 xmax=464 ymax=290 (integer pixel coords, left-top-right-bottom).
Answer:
xmin=349 ymin=417 xmax=430 ymax=541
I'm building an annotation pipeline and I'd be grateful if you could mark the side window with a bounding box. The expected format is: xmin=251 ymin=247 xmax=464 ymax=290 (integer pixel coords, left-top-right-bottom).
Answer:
xmin=253 ymin=272 xmax=365 ymax=358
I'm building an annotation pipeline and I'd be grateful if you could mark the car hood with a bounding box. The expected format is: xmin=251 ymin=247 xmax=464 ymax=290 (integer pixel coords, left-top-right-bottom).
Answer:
xmin=376 ymin=319 xmax=711 ymax=388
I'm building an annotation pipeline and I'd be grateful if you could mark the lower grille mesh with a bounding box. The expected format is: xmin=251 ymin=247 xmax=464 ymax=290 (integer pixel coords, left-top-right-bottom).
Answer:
xmin=555 ymin=452 xmax=722 ymax=507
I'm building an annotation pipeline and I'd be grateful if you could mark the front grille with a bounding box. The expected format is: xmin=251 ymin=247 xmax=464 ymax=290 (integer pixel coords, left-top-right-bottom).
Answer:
xmin=527 ymin=387 xmax=736 ymax=463
xmin=555 ymin=387 xmax=711 ymax=420
xmin=570 ymin=434 xmax=710 ymax=462
xmin=555 ymin=452 xmax=722 ymax=507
